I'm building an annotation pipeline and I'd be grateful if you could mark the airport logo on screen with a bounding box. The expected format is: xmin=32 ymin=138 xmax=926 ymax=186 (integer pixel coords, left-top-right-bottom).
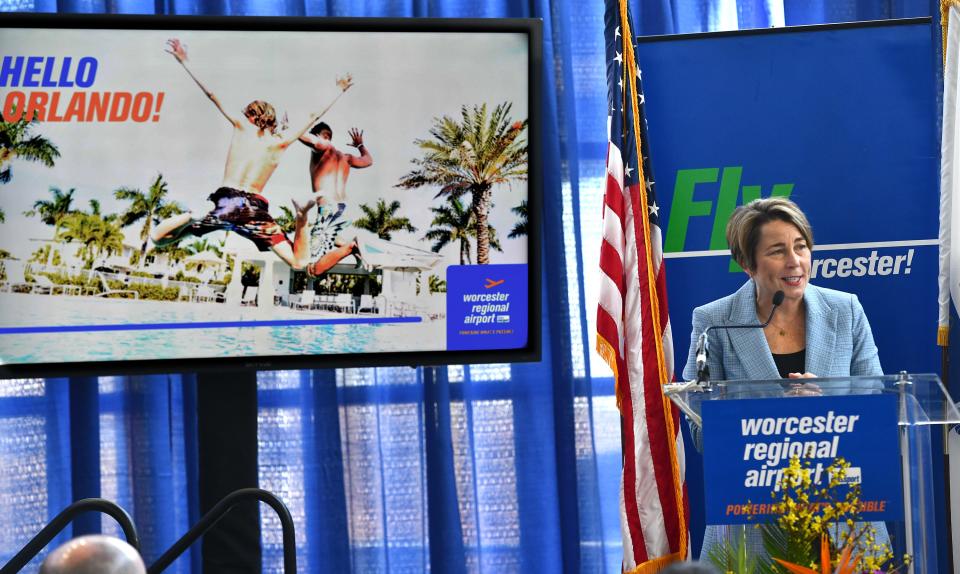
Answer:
xmin=662 ymin=166 xmax=918 ymax=278
xmin=446 ymin=264 xmax=527 ymax=351
xmin=700 ymin=394 xmax=903 ymax=525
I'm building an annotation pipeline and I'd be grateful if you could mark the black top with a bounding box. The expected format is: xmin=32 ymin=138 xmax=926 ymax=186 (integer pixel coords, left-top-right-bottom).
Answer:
xmin=772 ymin=349 xmax=806 ymax=378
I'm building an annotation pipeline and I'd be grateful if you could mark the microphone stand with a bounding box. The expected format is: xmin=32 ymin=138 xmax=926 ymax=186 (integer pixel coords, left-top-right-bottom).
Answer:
xmin=693 ymin=290 xmax=784 ymax=391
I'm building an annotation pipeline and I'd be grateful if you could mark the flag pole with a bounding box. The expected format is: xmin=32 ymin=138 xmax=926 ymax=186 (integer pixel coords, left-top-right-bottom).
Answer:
xmin=939 ymin=2 xmax=958 ymax=571
xmin=598 ymin=0 xmax=688 ymax=568
xmin=617 ymin=1 xmax=687 ymax=564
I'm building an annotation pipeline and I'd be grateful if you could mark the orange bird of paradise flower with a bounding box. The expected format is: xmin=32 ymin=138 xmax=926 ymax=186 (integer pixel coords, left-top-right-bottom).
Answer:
xmin=774 ymin=533 xmax=862 ymax=574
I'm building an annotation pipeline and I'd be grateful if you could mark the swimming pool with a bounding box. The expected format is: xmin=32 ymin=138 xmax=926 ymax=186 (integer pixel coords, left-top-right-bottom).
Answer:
xmin=0 ymin=293 xmax=445 ymax=365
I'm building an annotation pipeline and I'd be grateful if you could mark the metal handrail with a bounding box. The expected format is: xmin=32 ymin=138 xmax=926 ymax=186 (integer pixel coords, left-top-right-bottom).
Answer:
xmin=148 ymin=488 xmax=296 ymax=574
xmin=0 ymin=498 xmax=140 ymax=574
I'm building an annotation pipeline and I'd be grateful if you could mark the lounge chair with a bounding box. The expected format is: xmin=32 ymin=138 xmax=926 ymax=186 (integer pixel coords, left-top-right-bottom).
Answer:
xmin=334 ymin=293 xmax=355 ymax=314
xmin=0 ymin=263 xmax=65 ymax=294
xmin=294 ymin=292 xmax=316 ymax=310
xmin=0 ymin=262 xmax=30 ymax=293
xmin=317 ymin=294 xmax=335 ymax=311
xmin=29 ymin=275 xmax=54 ymax=295
xmin=357 ymin=294 xmax=377 ymax=314
xmin=195 ymin=284 xmax=224 ymax=303
xmin=96 ymin=272 xmax=139 ymax=299
xmin=35 ymin=275 xmax=82 ymax=296
xmin=178 ymin=285 xmax=196 ymax=302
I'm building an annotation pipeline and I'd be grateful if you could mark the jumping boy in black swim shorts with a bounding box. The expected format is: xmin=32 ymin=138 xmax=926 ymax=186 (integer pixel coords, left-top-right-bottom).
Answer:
xmin=151 ymin=38 xmax=352 ymax=270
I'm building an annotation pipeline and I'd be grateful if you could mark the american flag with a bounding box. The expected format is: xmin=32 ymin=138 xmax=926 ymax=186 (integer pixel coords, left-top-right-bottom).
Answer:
xmin=595 ymin=0 xmax=687 ymax=570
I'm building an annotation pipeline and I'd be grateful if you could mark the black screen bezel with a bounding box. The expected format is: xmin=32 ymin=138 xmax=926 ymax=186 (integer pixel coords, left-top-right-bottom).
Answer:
xmin=0 ymin=12 xmax=543 ymax=378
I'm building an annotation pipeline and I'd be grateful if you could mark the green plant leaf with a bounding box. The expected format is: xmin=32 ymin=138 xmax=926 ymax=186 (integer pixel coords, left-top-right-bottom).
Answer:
xmin=705 ymin=527 xmax=761 ymax=574
xmin=761 ymin=522 xmax=817 ymax=573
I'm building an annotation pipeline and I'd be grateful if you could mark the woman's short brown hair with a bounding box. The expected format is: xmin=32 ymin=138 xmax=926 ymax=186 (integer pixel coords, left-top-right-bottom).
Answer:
xmin=725 ymin=197 xmax=813 ymax=271
xmin=243 ymin=100 xmax=277 ymax=135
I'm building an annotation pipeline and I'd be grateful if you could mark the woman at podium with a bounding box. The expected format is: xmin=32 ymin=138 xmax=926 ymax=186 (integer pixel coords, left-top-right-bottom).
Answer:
xmin=679 ymin=197 xmax=888 ymax=559
xmin=681 ymin=197 xmax=882 ymax=384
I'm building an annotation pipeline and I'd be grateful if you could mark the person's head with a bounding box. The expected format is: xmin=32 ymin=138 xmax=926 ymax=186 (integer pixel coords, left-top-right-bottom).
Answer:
xmin=243 ymin=100 xmax=278 ymax=134
xmin=659 ymin=561 xmax=720 ymax=574
xmin=39 ymin=535 xmax=146 ymax=574
xmin=726 ymin=197 xmax=814 ymax=305
xmin=310 ymin=121 xmax=333 ymax=140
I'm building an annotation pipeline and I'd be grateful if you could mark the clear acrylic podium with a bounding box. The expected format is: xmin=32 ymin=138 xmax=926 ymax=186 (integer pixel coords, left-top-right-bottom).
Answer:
xmin=666 ymin=374 xmax=960 ymax=574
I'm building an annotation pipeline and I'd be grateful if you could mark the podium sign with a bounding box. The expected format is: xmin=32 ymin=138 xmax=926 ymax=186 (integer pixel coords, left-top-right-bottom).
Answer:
xmin=701 ymin=393 xmax=903 ymax=525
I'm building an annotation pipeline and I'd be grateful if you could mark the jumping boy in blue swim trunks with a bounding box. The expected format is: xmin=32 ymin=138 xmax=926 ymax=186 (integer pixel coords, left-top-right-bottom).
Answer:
xmin=293 ymin=123 xmax=373 ymax=276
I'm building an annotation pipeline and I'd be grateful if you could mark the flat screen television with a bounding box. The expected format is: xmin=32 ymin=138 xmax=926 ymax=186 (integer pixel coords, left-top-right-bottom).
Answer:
xmin=0 ymin=14 xmax=541 ymax=377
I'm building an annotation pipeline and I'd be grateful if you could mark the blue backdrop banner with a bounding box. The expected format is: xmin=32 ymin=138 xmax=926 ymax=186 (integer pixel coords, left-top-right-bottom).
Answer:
xmin=635 ymin=19 xmax=939 ymax=376
xmin=701 ymin=393 xmax=903 ymax=525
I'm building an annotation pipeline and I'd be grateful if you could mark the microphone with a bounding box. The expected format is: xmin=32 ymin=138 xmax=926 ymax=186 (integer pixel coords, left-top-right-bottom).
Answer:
xmin=695 ymin=290 xmax=785 ymax=386
xmin=765 ymin=290 xmax=786 ymax=325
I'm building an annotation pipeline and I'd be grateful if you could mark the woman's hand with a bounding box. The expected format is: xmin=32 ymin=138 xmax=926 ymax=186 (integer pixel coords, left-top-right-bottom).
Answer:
xmin=786 ymin=373 xmax=821 ymax=396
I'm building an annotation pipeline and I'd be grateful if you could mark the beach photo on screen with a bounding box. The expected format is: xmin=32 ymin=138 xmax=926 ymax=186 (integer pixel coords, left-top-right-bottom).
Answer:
xmin=0 ymin=24 xmax=531 ymax=366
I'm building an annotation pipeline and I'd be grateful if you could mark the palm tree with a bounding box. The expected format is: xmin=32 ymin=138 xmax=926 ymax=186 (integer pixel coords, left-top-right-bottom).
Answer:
xmin=425 ymin=198 xmax=473 ymax=265
xmin=29 ymin=244 xmax=51 ymax=265
xmin=186 ymin=237 xmax=222 ymax=258
xmin=24 ymin=186 xmax=76 ymax=236
xmin=87 ymin=199 xmax=121 ymax=224
xmin=57 ymin=212 xmax=124 ymax=268
xmin=354 ymin=199 xmax=416 ymax=240
xmin=56 ymin=213 xmax=95 ymax=263
xmin=88 ymin=219 xmax=124 ymax=265
xmin=0 ymin=116 xmax=60 ymax=184
xmin=484 ymin=222 xmax=503 ymax=253
xmin=424 ymin=197 xmax=502 ymax=265
xmin=115 ymin=174 xmax=185 ymax=262
xmin=428 ymin=274 xmax=447 ymax=293
xmin=151 ymin=241 xmax=190 ymax=266
xmin=508 ymin=200 xmax=528 ymax=238
xmin=274 ymin=205 xmax=297 ymax=234
xmin=396 ymin=102 xmax=527 ymax=264
xmin=184 ymin=238 xmax=224 ymax=276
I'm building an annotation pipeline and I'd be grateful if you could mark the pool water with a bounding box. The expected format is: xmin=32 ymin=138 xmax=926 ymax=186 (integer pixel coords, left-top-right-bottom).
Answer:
xmin=0 ymin=293 xmax=445 ymax=365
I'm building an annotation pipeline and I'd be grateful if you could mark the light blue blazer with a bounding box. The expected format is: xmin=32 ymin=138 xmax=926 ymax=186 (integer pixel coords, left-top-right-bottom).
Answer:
xmin=681 ymin=280 xmax=883 ymax=381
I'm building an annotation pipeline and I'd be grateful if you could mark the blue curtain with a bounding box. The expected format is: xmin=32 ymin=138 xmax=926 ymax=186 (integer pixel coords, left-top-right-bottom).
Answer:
xmin=0 ymin=0 xmax=940 ymax=572
xmin=0 ymin=375 xmax=197 ymax=572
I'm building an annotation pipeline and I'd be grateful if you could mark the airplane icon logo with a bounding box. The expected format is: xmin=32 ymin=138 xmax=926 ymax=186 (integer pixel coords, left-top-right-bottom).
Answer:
xmin=484 ymin=278 xmax=505 ymax=289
